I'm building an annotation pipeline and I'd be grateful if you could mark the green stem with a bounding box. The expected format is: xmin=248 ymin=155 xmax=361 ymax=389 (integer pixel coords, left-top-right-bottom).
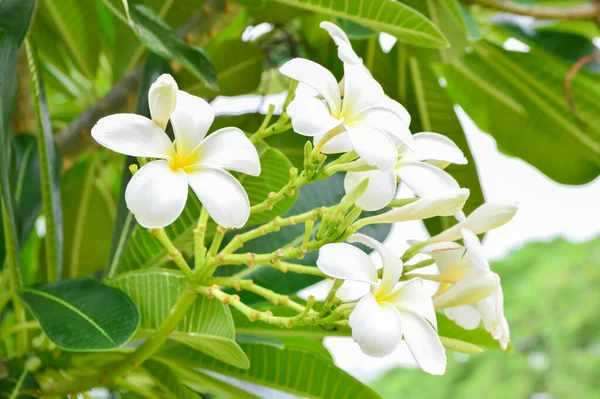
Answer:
xmin=320 ymin=279 xmax=343 ymax=317
xmin=45 ymin=285 xmax=199 ymax=395
xmin=249 ymin=169 xmax=306 ymax=214
xmin=256 ymin=104 xmax=275 ymax=133
xmin=149 ymin=228 xmax=196 ymax=283
xmin=194 ymin=207 xmax=209 ymax=271
xmin=0 ymin=321 xmax=40 ymax=341
xmin=8 ymin=368 xmax=28 ymax=399
xmin=1 ymin=200 xmax=27 ymax=356
xmin=208 ymin=226 xmax=226 ymax=257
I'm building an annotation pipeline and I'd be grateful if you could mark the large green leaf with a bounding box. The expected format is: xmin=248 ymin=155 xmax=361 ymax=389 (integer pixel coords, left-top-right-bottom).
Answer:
xmin=271 ymin=0 xmax=448 ymax=48
xmin=144 ymin=359 xmax=200 ymax=399
xmin=25 ymin=40 xmax=64 ymax=282
xmin=182 ymin=40 xmax=264 ymax=97
xmin=17 ymin=278 xmax=139 ymax=351
xmin=443 ymin=38 xmax=600 ymax=184
xmin=62 ymin=155 xmax=119 ymax=278
xmin=111 ymin=142 xmax=296 ymax=275
xmin=158 ymin=341 xmax=382 ymax=399
xmin=106 ymin=268 xmax=250 ymax=368
xmin=122 ymin=0 xmax=218 ymax=90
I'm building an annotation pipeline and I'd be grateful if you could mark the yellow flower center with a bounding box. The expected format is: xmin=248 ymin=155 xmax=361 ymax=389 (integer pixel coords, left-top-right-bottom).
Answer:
xmin=168 ymin=145 xmax=201 ymax=173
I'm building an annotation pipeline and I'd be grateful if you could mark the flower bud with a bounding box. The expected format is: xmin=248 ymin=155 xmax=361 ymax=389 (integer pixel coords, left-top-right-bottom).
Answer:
xmin=148 ymin=73 xmax=178 ymax=130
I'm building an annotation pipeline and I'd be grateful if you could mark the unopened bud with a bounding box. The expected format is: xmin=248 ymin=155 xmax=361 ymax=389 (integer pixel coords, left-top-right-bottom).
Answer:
xmin=129 ymin=164 xmax=138 ymax=175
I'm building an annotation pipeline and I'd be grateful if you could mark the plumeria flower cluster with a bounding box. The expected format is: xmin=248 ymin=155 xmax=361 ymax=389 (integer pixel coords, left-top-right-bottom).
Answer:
xmin=89 ymin=19 xmax=519 ymax=378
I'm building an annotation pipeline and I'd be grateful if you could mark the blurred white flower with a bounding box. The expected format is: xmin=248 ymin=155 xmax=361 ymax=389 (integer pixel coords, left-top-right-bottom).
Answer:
xmin=92 ymin=74 xmax=260 ymax=229
xmin=317 ymin=233 xmax=446 ymax=375
xmin=345 ymin=132 xmax=468 ymax=210
xmin=422 ymin=229 xmax=509 ymax=350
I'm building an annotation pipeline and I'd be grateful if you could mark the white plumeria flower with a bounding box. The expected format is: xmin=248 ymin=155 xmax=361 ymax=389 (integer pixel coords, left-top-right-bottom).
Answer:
xmin=91 ymin=74 xmax=261 ymax=229
xmin=422 ymin=229 xmax=509 ymax=350
xmin=426 ymin=202 xmax=518 ymax=244
xmin=279 ymin=26 xmax=413 ymax=171
xmin=358 ymin=189 xmax=470 ymax=226
xmin=345 ymin=132 xmax=468 ymax=211
xmin=317 ymin=233 xmax=446 ymax=375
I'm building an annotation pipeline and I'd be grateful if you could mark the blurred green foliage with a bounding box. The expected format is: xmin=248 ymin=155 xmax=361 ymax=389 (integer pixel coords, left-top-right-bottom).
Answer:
xmin=371 ymin=237 xmax=600 ymax=398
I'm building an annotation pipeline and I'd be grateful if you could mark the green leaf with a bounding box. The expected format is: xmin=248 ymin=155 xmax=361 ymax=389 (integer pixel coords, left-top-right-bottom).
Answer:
xmin=17 ymin=279 xmax=140 ymax=351
xmin=182 ymin=40 xmax=264 ymax=97
xmin=106 ymin=268 xmax=250 ymax=368
xmin=62 ymin=155 xmax=118 ymax=278
xmin=144 ymin=359 xmax=201 ymax=399
xmin=122 ymin=0 xmax=218 ymax=90
xmin=443 ymin=39 xmax=600 ymax=184
xmin=158 ymin=341 xmax=382 ymax=399
xmin=271 ymin=0 xmax=448 ymax=48
xmin=335 ymin=18 xmax=376 ymax=39
xmin=438 ymin=313 xmax=511 ymax=352
xmin=25 ymin=39 xmax=64 ymax=282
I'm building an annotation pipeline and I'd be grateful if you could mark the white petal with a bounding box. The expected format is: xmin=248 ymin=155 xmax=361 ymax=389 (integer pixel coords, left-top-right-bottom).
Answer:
xmin=461 ymin=228 xmax=490 ymax=271
xmin=347 ymin=233 xmax=403 ymax=297
xmin=400 ymin=132 xmax=467 ymax=167
xmin=399 ymin=310 xmax=446 ymax=375
xmin=342 ymin=63 xmax=385 ymax=117
xmin=170 ymin=91 xmax=214 ymax=157
xmin=430 ymin=202 xmax=519 ymax=243
xmin=287 ymin=96 xmax=342 ymax=136
xmin=344 ymin=170 xmax=396 ymax=211
xmin=492 ymin=316 xmax=510 ymax=350
xmin=148 ymin=74 xmax=178 ymax=130
xmin=314 ymin=131 xmax=353 ymax=154
xmin=387 ymin=278 xmax=438 ymax=329
xmin=320 ymin=21 xmax=363 ymax=65
xmin=433 ymin=270 xmax=500 ymax=309
xmin=280 ymin=58 xmax=342 ymax=116
xmin=371 ymin=189 xmax=470 ymax=224
xmin=349 ymin=293 xmax=403 ymax=357
xmin=354 ymin=106 xmax=414 ymax=148
xmin=478 ymin=287 xmax=505 ymax=332
xmin=316 ymin=243 xmax=378 ymax=285
xmin=186 ymin=166 xmax=250 ymax=228
xmin=91 ymin=114 xmax=174 ymax=159
xmin=125 ymin=160 xmax=187 ymax=228
xmin=429 ymin=246 xmax=467 ymax=277
xmin=373 ymin=96 xmax=411 ymax=126
xmin=396 ymin=161 xmax=460 ymax=197
xmin=195 ymin=128 xmax=261 ymax=176
xmin=337 ymin=280 xmax=371 ymax=302
xmin=445 ymin=305 xmax=482 ymax=330
xmin=348 ymin=127 xmax=397 ymax=171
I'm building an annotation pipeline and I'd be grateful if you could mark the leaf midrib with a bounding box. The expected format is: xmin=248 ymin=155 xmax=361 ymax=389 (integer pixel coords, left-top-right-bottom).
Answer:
xmin=19 ymin=287 xmax=117 ymax=345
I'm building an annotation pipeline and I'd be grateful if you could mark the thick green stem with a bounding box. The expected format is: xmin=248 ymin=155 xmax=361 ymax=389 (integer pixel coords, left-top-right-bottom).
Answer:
xmin=149 ymin=228 xmax=196 ymax=283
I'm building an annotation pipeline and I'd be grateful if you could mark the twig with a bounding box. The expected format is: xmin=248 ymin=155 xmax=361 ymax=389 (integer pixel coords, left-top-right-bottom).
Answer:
xmin=467 ymin=0 xmax=600 ymax=20
xmin=564 ymin=52 xmax=600 ymax=122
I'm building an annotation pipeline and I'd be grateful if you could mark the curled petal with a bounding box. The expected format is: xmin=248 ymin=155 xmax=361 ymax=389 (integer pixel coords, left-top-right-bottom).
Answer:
xmin=444 ymin=305 xmax=482 ymax=330
xmin=353 ymin=106 xmax=414 ymax=149
xmin=429 ymin=202 xmax=518 ymax=243
xmin=396 ymin=161 xmax=460 ymax=197
xmin=386 ymin=278 xmax=437 ymax=330
xmin=287 ymin=96 xmax=342 ymax=136
xmin=349 ymin=293 xmax=403 ymax=357
xmin=342 ymin=63 xmax=385 ymax=117
xmin=171 ymin=91 xmax=214 ymax=157
xmin=125 ymin=160 xmax=188 ymax=228
xmin=347 ymin=233 xmax=403 ymax=297
xmin=317 ymin=243 xmax=378 ymax=285
xmin=373 ymin=96 xmax=411 ymax=126
xmin=187 ymin=166 xmax=250 ymax=228
xmin=491 ymin=316 xmax=510 ymax=351
xmin=433 ymin=269 xmax=500 ymax=309
xmin=478 ymin=287 xmax=505 ymax=333
xmin=91 ymin=114 xmax=174 ymax=159
xmin=195 ymin=128 xmax=261 ymax=176
xmin=461 ymin=228 xmax=490 ymax=271
xmin=148 ymin=74 xmax=178 ymax=130
xmin=399 ymin=309 xmax=446 ymax=375
xmin=280 ymin=58 xmax=342 ymax=116
xmin=348 ymin=126 xmax=397 ymax=171
xmin=314 ymin=131 xmax=353 ymax=154
xmin=320 ymin=21 xmax=363 ymax=65
xmin=344 ymin=170 xmax=397 ymax=211
xmin=368 ymin=189 xmax=470 ymax=224
xmin=400 ymin=133 xmax=467 ymax=167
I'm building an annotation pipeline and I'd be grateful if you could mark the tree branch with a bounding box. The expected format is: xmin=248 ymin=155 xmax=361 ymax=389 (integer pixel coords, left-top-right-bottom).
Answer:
xmin=55 ymin=0 xmax=236 ymax=163
xmin=467 ymin=0 xmax=600 ymax=20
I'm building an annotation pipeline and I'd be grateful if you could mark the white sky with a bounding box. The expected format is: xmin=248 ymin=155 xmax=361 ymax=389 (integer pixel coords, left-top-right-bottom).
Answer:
xmin=210 ymin=32 xmax=600 ymax=385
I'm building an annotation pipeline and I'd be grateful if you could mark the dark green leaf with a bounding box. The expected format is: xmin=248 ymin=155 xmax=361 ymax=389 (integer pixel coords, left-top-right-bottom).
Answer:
xmin=106 ymin=268 xmax=250 ymax=368
xmin=17 ymin=279 xmax=139 ymax=351
xmin=123 ymin=0 xmax=218 ymax=90
xmin=25 ymin=39 xmax=64 ymax=281
xmin=158 ymin=341 xmax=382 ymax=398
xmin=271 ymin=0 xmax=448 ymax=48
xmin=144 ymin=359 xmax=200 ymax=399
